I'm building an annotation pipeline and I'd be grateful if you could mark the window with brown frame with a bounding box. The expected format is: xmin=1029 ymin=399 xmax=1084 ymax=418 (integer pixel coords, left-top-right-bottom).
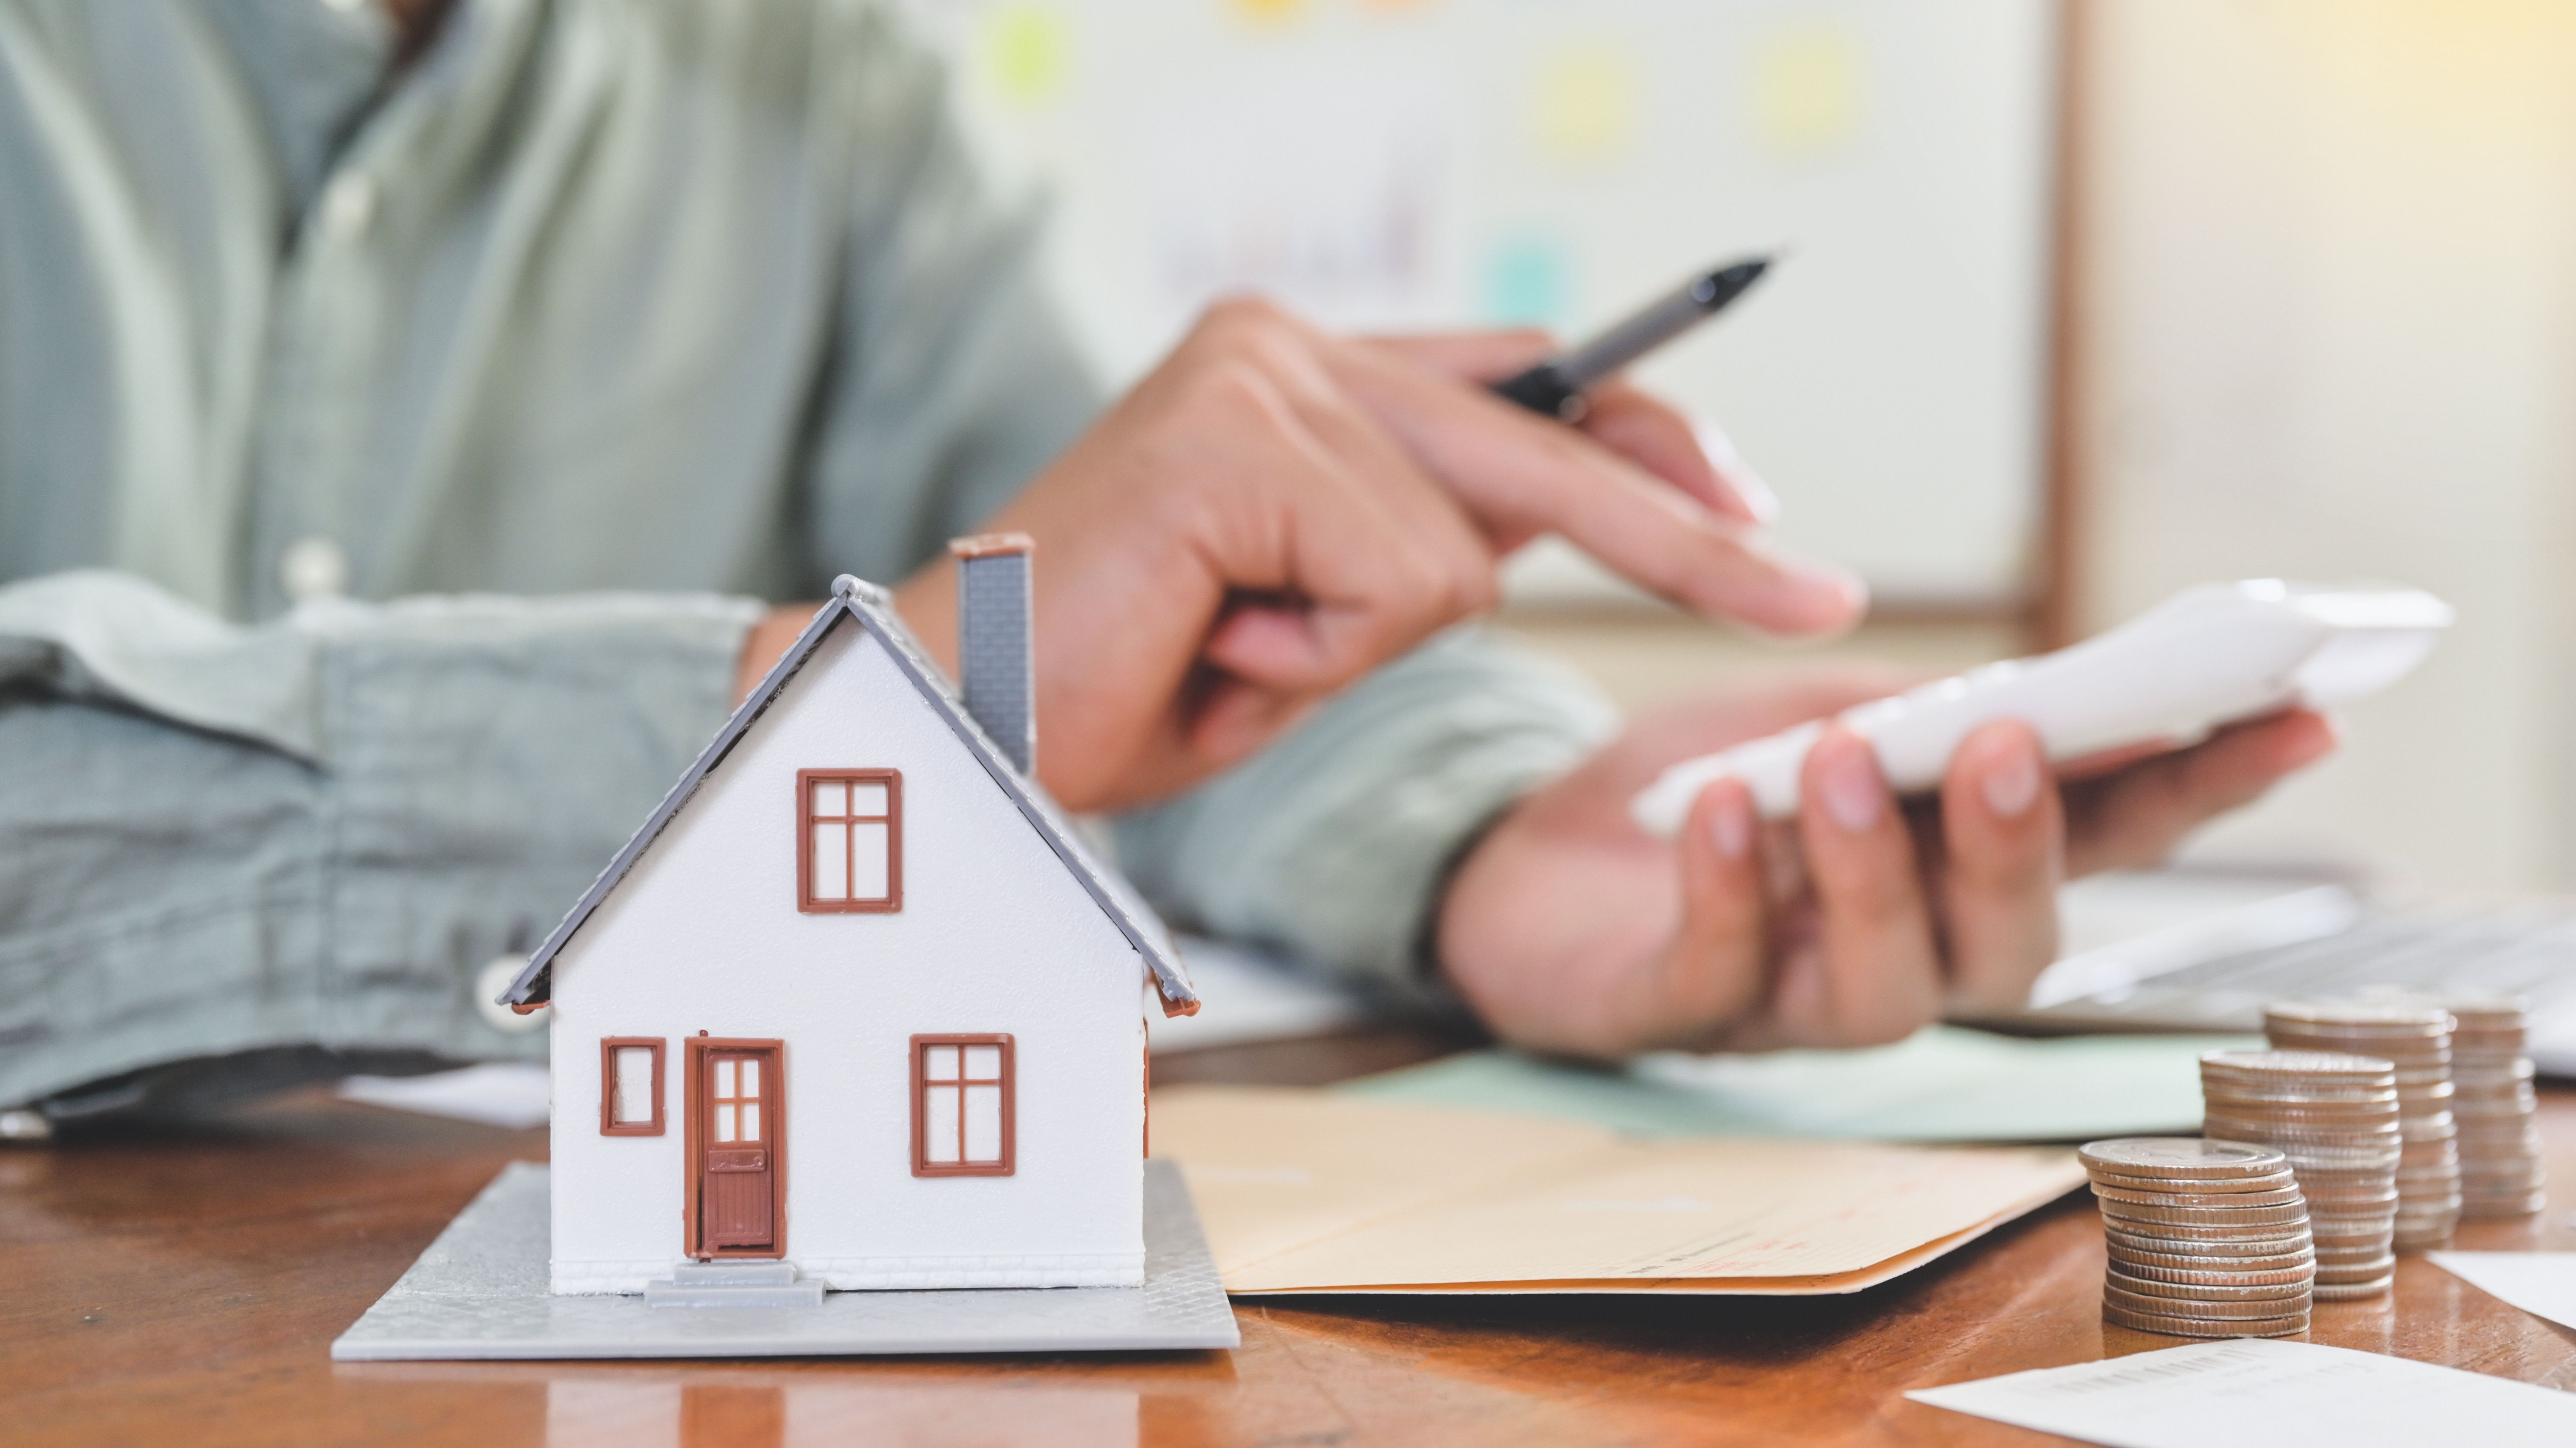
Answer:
xmin=911 ymin=1034 xmax=1014 ymax=1177
xmin=599 ymin=1037 xmax=665 ymax=1135
xmin=798 ymin=769 xmax=902 ymax=913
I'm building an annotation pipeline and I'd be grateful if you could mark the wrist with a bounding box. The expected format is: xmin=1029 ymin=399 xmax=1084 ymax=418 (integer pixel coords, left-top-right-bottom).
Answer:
xmin=1419 ymin=793 xmax=1525 ymax=1000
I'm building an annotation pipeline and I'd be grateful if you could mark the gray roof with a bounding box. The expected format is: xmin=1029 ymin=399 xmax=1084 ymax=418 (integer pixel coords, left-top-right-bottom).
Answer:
xmin=499 ymin=576 xmax=1199 ymax=1016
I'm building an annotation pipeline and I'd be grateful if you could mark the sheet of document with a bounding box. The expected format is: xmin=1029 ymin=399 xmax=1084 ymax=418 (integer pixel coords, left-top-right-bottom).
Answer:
xmin=1343 ymin=1026 xmax=2261 ymax=1143
xmin=1151 ymin=1086 xmax=2082 ymax=1294
xmin=340 ymin=1062 xmax=550 ymax=1129
xmin=1906 ymin=1339 xmax=2576 ymax=1445
xmin=1145 ymin=937 xmax=1364 ymax=1054
xmin=2429 ymin=1252 xmax=2576 ymax=1332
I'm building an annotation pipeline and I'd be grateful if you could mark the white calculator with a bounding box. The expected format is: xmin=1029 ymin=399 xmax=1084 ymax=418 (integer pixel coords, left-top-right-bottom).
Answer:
xmin=1630 ymin=580 xmax=2452 ymax=833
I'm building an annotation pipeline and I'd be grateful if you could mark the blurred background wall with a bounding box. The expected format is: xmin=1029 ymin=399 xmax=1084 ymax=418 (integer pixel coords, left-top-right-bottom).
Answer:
xmin=901 ymin=0 xmax=2576 ymax=896
xmin=2071 ymin=0 xmax=2576 ymax=893
xmin=905 ymin=0 xmax=2058 ymax=610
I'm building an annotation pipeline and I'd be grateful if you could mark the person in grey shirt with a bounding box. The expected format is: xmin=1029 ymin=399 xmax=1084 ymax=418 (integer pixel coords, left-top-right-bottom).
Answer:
xmin=0 ymin=0 xmax=2332 ymax=1127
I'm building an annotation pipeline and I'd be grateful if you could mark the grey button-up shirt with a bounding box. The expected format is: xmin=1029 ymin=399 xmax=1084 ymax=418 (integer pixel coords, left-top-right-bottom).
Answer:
xmin=0 ymin=0 xmax=1614 ymax=1114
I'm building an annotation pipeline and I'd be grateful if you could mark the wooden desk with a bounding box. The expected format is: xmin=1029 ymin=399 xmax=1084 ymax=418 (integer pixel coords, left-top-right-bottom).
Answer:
xmin=8 ymin=1029 xmax=2573 ymax=1447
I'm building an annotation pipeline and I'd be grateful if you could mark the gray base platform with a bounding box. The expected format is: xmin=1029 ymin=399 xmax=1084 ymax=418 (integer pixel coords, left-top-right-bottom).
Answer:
xmin=331 ymin=1160 xmax=1240 ymax=1360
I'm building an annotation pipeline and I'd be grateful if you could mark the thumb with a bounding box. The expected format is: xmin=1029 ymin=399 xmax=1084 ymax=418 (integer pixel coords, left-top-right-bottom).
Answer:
xmin=1612 ymin=776 xmax=1769 ymax=1049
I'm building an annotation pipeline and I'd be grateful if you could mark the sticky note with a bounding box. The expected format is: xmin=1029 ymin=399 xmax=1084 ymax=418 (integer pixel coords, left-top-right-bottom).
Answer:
xmin=980 ymin=3 xmax=1068 ymax=108
xmin=1752 ymin=23 xmax=1864 ymax=155
xmin=1533 ymin=44 xmax=1637 ymax=166
xmin=1482 ymin=235 xmax=1570 ymax=327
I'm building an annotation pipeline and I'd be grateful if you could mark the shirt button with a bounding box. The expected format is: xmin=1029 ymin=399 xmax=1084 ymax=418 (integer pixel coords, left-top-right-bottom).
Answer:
xmin=319 ymin=173 xmax=377 ymax=241
xmin=279 ymin=536 xmax=349 ymax=602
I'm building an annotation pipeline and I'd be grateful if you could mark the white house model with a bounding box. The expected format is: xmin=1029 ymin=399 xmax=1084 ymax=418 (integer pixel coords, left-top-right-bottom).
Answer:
xmin=497 ymin=537 xmax=1200 ymax=1297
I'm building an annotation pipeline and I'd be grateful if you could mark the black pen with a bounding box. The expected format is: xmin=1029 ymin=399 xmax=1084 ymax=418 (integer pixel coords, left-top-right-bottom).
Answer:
xmin=1489 ymin=256 xmax=1774 ymax=422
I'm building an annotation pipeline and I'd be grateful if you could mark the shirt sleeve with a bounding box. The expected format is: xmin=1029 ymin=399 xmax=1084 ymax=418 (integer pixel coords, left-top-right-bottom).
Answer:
xmin=0 ymin=570 xmax=759 ymax=1112
xmin=1110 ymin=627 xmax=1620 ymax=1009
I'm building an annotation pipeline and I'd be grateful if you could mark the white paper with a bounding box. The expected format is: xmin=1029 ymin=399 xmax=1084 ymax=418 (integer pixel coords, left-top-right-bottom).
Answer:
xmin=1147 ymin=937 xmax=1364 ymax=1055
xmin=1906 ymin=1339 xmax=2576 ymax=1446
xmin=2431 ymin=1252 xmax=2576 ymax=1333
xmin=340 ymin=1063 xmax=551 ymax=1129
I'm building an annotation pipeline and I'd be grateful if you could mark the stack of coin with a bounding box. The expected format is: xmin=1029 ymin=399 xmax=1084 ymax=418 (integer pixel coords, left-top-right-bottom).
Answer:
xmin=2199 ymin=1050 xmax=2401 ymax=1299
xmin=2264 ymin=1000 xmax=2461 ymax=1248
xmin=2444 ymin=996 xmax=2548 ymax=1218
xmin=2080 ymin=1138 xmax=2314 ymax=1339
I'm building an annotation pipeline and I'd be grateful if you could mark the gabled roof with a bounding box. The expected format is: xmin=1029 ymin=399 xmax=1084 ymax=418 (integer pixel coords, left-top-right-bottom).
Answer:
xmin=499 ymin=576 xmax=1199 ymax=1016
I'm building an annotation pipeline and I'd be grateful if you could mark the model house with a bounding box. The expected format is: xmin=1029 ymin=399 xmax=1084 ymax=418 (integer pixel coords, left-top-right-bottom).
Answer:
xmin=497 ymin=537 xmax=1199 ymax=1296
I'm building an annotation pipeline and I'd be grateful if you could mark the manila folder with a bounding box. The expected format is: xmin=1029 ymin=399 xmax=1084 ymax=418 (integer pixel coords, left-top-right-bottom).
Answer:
xmin=1150 ymin=1085 xmax=2085 ymax=1295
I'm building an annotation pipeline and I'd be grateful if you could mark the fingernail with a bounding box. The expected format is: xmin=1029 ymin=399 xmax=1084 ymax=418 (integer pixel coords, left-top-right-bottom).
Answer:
xmin=1709 ymin=785 xmax=1752 ymax=860
xmin=1737 ymin=547 xmax=1870 ymax=641
xmin=1731 ymin=465 xmax=1781 ymax=524
xmin=2285 ymin=713 xmax=2341 ymax=768
xmin=1692 ymin=417 xmax=1781 ymax=523
xmin=1817 ymin=741 xmax=1885 ymax=833
xmin=1774 ymin=557 xmax=1869 ymax=624
xmin=1981 ymin=746 xmax=2041 ymax=818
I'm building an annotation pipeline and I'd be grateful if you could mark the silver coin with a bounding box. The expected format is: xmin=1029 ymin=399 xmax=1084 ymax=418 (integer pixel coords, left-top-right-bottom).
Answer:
xmin=2093 ymin=1184 xmax=2309 ymax=1210
xmin=2085 ymin=1167 xmax=2298 ymax=1195
xmin=2205 ymin=1109 xmax=2401 ymax=1130
xmin=2099 ymin=1199 xmax=2314 ymax=1229
xmin=2208 ymin=1078 xmax=2403 ymax=1095
xmin=2080 ymin=1139 xmax=2288 ymax=1179
xmin=2105 ymin=1282 xmax=2312 ymax=1319
xmin=2266 ymin=999 xmax=2453 ymax=1030
xmin=2310 ymin=1229 xmax=2398 ymax=1247
xmin=2104 ymin=1224 xmax=2315 ymax=1253
xmin=2461 ymin=1197 xmax=2548 ymax=1218
xmin=2112 ymin=1247 xmax=2318 ymax=1278
xmin=2101 ymin=1301 xmax=2310 ymax=1339
xmin=2314 ymin=1256 xmax=2399 ymax=1270
xmin=2106 ymin=1270 xmax=2314 ymax=1303
xmin=2202 ymin=1048 xmax=2397 ymax=1073
xmin=2296 ymin=1190 xmax=2401 ymax=1207
xmin=2211 ymin=1121 xmax=2401 ymax=1141
xmin=2205 ymin=1098 xmax=2403 ymax=1117
xmin=2311 ymin=1212 xmax=2397 ymax=1229
xmin=2110 ymin=1244 xmax=2315 ymax=1274
xmin=2209 ymin=1087 xmax=2405 ymax=1106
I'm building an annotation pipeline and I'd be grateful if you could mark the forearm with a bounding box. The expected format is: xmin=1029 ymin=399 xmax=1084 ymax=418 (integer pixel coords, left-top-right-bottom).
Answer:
xmin=0 ymin=573 xmax=760 ymax=1109
xmin=1109 ymin=626 xmax=1617 ymax=1006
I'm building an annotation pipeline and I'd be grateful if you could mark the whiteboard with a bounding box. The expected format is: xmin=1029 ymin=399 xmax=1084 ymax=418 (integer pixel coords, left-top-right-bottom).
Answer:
xmin=903 ymin=0 xmax=2058 ymax=609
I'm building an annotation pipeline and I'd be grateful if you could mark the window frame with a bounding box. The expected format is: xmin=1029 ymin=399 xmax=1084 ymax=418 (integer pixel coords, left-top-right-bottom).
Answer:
xmin=796 ymin=768 xmax=903 ymax=914
xmin=598 ymin=1037 xmax=667 ymax=1136
xmin=910 ymin=1033 xmax=1016 ymax=1178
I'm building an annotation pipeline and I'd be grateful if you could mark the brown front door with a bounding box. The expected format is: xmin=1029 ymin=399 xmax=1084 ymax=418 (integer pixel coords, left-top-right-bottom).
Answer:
xmin=686 ymin=1038 xmax=784 ymax=1258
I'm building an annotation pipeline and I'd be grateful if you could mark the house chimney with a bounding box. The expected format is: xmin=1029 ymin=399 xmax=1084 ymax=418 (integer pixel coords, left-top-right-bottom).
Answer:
xmin=949 ymin=533 xmax=1036 ymax=775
